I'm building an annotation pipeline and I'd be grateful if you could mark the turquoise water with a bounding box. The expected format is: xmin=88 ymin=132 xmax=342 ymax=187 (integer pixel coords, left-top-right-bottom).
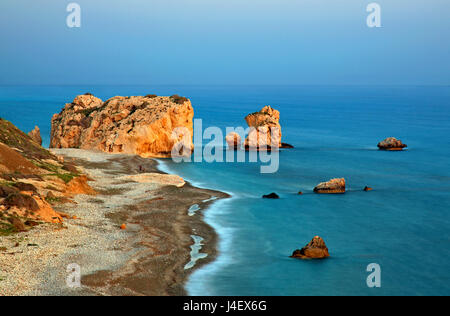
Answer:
xmin=1 ymin=85 xmax=449 ymax=295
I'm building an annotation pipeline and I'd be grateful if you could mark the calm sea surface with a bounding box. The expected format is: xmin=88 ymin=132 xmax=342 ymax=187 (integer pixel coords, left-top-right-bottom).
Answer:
xmin=1 ymin=85 xmax=449 ymax=295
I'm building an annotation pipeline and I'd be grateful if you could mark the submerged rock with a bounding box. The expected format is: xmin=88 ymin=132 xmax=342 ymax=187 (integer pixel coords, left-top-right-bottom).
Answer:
xmin=28 ymin=126 xmax=42 ymax=146
xmin=244 ymin=106 xmax=282 ymax=150
xmin=377 ymin=137 xmax=407 ymax=151
xmin=314 ymin=178 xmax=346 ymax=194
xmin=225 ymin=132 xmax=241 ymax=149
xmin=50 ymin=94 xmax=194 ymax=158
xmin=291 ymin=236 xmax=330 ymax=259
xmin=262 ymin=193 xmax=280 ymax=199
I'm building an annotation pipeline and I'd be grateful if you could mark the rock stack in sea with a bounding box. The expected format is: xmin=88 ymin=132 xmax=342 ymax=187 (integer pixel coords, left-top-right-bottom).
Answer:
xmin=244 ymin=106 xmax=282 ymax=150
xmin=377 ymin=137 xmax=407 ymax=151
xmin=313 ymin=178 xmax=346 ymax=194
xmin=291 ymin=236 xmax=330 ymax=259
xmin=50 ymin=94 xmax=194 ymax=158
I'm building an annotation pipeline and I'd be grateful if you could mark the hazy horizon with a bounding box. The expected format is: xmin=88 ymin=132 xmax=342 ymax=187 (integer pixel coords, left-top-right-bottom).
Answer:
xmin=1 ymin=0 xmax=449 ymax=86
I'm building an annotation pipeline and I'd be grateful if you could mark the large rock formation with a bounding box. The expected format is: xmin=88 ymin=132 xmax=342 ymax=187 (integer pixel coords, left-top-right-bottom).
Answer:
xmin=28 ymin=126 xmax=42 ymax=146
xmin=244 ymin=106 xmax=282 ymax=150
xmin=313 ymin=178 xmax=346 ymax=194
xmin=0 ymin=118 xmax=95 ymax=229
xmin=50 ymin=94 xmax=194 ymax=158
xmin=377 ymin=137 xmax=407 ymax=151
xmin=291 ymin=236 xmax=330 ymax=259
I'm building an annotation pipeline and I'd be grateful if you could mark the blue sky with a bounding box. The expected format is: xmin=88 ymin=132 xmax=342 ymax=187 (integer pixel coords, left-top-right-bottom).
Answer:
xmin=0 ymin=0 xmax=449 ymax=85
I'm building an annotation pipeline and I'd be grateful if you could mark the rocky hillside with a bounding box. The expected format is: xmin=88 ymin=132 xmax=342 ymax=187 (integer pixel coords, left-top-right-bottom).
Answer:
xmin=50 ymin=94 xmax=194 ymax=158
xmin=0 ymin=118 xmax=94 ymax=235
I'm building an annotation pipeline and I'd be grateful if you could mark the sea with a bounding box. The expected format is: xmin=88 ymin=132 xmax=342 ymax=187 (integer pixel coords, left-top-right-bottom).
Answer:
xmin=0 ymin=84 xmax=449 ymax=295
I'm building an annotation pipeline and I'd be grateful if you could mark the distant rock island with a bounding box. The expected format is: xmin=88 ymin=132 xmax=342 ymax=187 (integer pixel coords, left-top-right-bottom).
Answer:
xmin=291 ymin=236 xmax=330 ymax=259
xmin=314 ymin=178 xmax=346 ymax=194
xmin=50 ymin=94 xmax=194 ymax=158
xmin=377 ymin=137 xmax=407 ymax=151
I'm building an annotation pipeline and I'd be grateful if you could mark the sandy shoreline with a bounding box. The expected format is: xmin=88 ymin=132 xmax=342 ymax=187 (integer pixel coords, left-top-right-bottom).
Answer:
xmin=0 ymin=149 xmax=229 ymax=296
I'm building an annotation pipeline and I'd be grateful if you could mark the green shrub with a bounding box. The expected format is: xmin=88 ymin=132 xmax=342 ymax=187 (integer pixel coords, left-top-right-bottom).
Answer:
xmin=170 ymin=94 xmax=189 ymax=104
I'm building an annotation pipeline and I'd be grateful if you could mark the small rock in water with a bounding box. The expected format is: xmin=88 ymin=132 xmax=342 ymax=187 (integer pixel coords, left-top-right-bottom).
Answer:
xmin=313 ymin=178 xmax=346 ymax=194
xmin=281 ymin=143 xmax=294 ymax=149
xmin=377 ymin=137 xmax=407 ymax=151
xmin=291 ymin=236 xmax=330 ymax=259
xmin=262 ymin=193 xmax=279 ymax=199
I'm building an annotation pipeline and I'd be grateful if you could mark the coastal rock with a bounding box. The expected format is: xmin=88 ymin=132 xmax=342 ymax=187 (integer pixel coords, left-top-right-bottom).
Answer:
xmin=50 ymin=94 xmax=194 ymax=158
xmin=28 ymin=126 xmax=42 ymax=145
xmin=262 ymin=193 xmax=279 ymax=199
xmin=377 ymin=137 xmax=407 ymax=151
xmin=226 ymin=132 xmax=241 ymax=149
xmin=291 ymin=236 xmax=330 ymax=259
xmin=0 ymin=118 xmax=94 ymax=226
xmin=313 ymin=178 xmax=346 ymax=194
xmin=244 ymin=106 xmax=282 ymax=150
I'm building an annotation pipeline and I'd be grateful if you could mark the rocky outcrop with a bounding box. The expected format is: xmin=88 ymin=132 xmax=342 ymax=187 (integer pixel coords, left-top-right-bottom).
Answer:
xmin=291 ymin=236 xmax=330 ymax=259
xmin=226 ymin=132 xmax=241 ymax=149
xmin=0 ymin=118 xmax=95 ymax=231
xmin=262 ymin=193 xmax=279 ymax=199
xmin=28 ymin=126 xmax=42 ymax=146
xmin=50 ymin=94 xmax=194 ymax=158
xmin=377 ymin=137 xmax=407 ymax=151
xmin=244 ymin=106 xmax=282 ymax=150
xmin=314 ymin=178 xmax=346 ymax=194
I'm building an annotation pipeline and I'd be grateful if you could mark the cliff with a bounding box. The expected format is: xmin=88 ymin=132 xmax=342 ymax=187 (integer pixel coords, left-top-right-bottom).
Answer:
xmin=50 ymin=94 xmax=194 ymax=158
xmin=0 ymin=118 xmax=94 ymax=234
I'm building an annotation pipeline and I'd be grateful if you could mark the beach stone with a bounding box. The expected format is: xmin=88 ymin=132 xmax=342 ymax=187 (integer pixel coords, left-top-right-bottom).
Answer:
xmin=314 ymin=178 xmax=346 ymax=194
xmin=291 ymin=236 xmax=330 ymax=259
xmin=377 ymin=137 xmax=407 ymax=150
xmin=50 ymin=94 xmax=194 ymax=158
xmin=262 ymin=193 xmax=279 ymax=199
